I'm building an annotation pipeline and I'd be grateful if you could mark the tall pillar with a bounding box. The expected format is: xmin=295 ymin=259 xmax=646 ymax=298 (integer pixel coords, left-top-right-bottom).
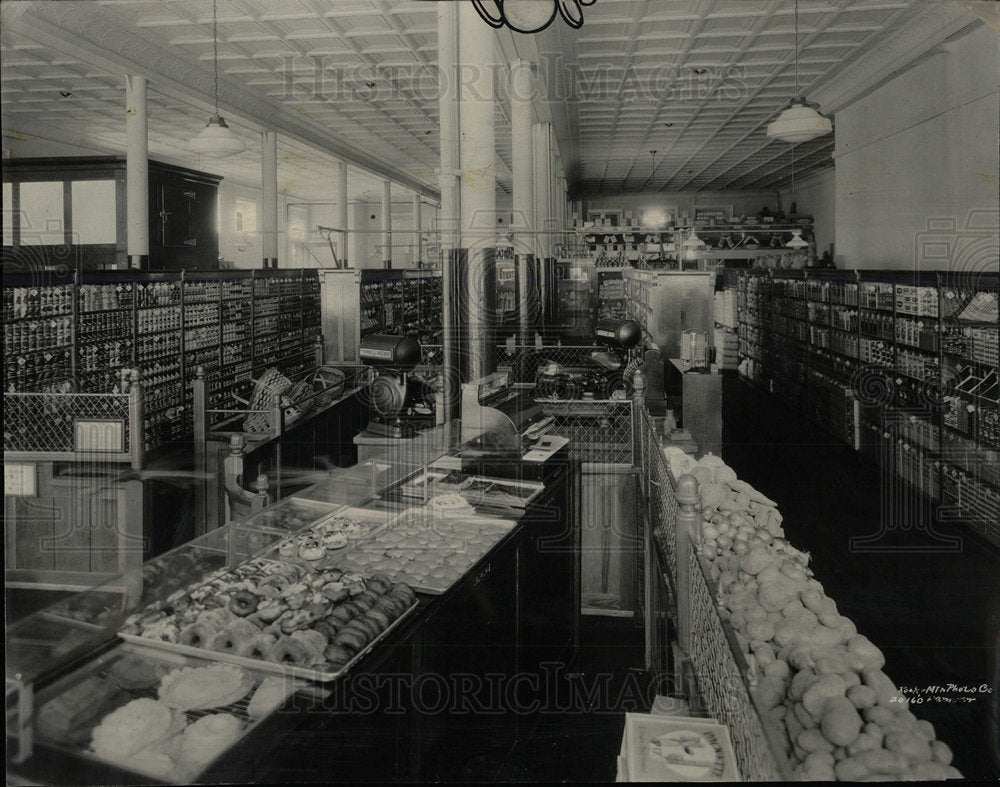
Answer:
xmin=438 ymin=0 xmax=461 ymax=422
xmin=458 ymin=0 xmax=497 ymax=383
xmin=337 ymin=161 xmax=349 ymax=269
xmin=533 ymin=122 xmax=553 ymax=337
xmin=381 ymin=180 xmax=392 ymax=269
xmin=511 ymin=59 xmax=537 ymax=346
xmin=412 ymin=194 xmax=422 ymax=267
xmin=262 ymin=130 xmax=278 ymax=268
xmin=125 ymin=75 xmax=148 ymax=270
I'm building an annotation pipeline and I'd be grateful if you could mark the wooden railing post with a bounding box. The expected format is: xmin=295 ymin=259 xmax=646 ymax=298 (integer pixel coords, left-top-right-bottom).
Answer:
xmin=127 ymin=368 xmax=144 ymax=470
xmin=675 ymin=472 xmax=700 ymax=654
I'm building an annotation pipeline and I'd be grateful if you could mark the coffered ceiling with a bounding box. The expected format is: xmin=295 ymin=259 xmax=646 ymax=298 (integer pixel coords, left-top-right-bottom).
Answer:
xmin=0 ymin=0 xmax=982 ymax=202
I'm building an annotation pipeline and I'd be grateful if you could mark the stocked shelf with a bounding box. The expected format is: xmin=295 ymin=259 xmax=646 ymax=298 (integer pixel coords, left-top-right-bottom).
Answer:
xmin=3 ymin=269 xmax=323 ymax=452
xmin=737 ymin=268 xmax=999 ymax=542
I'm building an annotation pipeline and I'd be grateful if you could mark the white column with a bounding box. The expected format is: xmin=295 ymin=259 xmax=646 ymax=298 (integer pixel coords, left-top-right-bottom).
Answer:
xmin=262 ymin=130 xmax=278 ymax=268
xmin=337 ymin=161 xmax=349 ymax=269
xmin=125 ymin=74 xmax=148 ymax=269
xmin=458 ymin=0 xmax=497 ymax=382
xmin=412 ymin=194 xmax=422 ymax=266
xmin=511 ymin=59 xmax=536 ymax=343
xmin=438 ymin=0 xmax=461 ymax=422
xmin=381 ymin=180 xmax=392 ymax=269
xmin=533 ymin=122 xmax=552 ymax=333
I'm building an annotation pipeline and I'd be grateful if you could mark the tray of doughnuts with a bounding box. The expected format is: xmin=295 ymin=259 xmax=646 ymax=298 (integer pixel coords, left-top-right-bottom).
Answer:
xmin=118 ymin=556 xmax=419 ymax=683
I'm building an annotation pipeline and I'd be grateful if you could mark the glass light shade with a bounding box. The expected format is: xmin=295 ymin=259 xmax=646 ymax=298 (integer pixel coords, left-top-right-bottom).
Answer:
xmin=681 ymin=231 xmax=706 ymax=249
xmin=503 ymin=0 xmax=558 ymax=32
xmin=786 ymin=229 xmax=809 ymax=249
xmin=766 ymin=101 xmax=833 ymax=143
xmin=190 ymin=115 xmax=245 ymax=157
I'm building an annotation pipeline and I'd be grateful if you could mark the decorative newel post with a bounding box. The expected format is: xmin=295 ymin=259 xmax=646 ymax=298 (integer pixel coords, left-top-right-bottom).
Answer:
xmin=675 ymin=472 xmax=701 ymax=653
xmin=254 ymin=473 xmax=270 ymax=512
xmin=632 ymin=368 xmax=647 ymax=469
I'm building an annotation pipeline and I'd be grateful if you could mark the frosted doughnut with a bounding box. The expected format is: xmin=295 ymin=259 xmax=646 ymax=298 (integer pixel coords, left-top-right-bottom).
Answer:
xmin=212 ymin=620 xmax=261 ymax=654
xmin=238 ymin=633 xmax=277 ymax=661
xmin=266 ymin=635 xmax=312 ymax=666
xmin=179 ymin=621 xmax=220 ymax=650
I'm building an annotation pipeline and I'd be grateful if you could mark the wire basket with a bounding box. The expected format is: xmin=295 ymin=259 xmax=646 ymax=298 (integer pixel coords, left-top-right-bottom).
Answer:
xmin=242 ymin=367 xmax=293 ymax=433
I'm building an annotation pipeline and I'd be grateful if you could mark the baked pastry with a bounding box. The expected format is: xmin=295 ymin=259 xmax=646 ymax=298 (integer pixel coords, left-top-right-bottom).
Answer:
xmin=107 ymin=656 xmax=163 ymax=691
xmin=158 ymin=664 xmax=253 ymax=711
xmin=212 ymin=619 xmax=262 ymax=654
xmin=278 ymin=538 xmax=297 ymax=558
xmin=323 ymin=644 xmax=353 ymax=669
xmin=298 ymin=537 xmax=325 ymax=561
xmin=37 ymin=676 xmax=129 ymax=746
xmin=247 ymin=676 xmax=296 ymax=718
xmin=90 ymin=698 xmax=174 ymax=760
xmin=289 ymin=629 xmax=326 ymax=662
xmin=177 ymin=714 xmax=241 ymax=772
xmin=228 ymin=590 xmax=259 ymax=617
xmin=266 ymin=635 xmax=313 ymax=666
xmin=322 ymin=531 xmax=348 ymax=550
xmin=236 ymin=633 xmax=277 ymax=661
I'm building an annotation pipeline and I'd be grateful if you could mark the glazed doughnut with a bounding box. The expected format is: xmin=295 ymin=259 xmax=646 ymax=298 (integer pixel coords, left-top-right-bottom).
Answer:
xmin=366 ymin=574 xmax=392 ymax=595
xmin=290 ymin=629 xmax=326 ymax=657
xmin=332 ymin=628 xmax=366 ymax=653
xmin=312 ymin=618 xmax=340 ymax=642
xmin=279 ymin=609 xmax=315 ymax=635
xmin=351 ymin=594 xmax=375 ymax=614
xmin=323 ymin=644 xmax=353 ymax=668
xmin=356 ymin=590 xmax=380 ymax=608
xmin=328 ymin=605 xmax=353 ymax=625
xmin=258 ymin=574 xmax=290 ymax=594
xmin=179 ymin=621 xmax=219 ymax=649
xmin=365 ymin=609 xmax=391 ymax=631
xmin=266 ymin=635 xmax=312 ymax=666
xmin=373 ymin=597 xmax=399 ymax=619
xmin=342 ymin=618 xmax=377 ymax=642
xmin=256 ymin=600 xmax=286 ymax=623
xmin=229 ymin=590 xmax=259 ymax=617
xmin=320 ymin=583 xmax=348 ymax=603
xmin=281 ymin=582 xmax=309 ymax=599
xmin=212 ymin=620 xmax=261 ymax=654
xmin=238 ymin=633 xmax=277 ymax=661
xmin=389 ymin=583 xmax=416 ymax=605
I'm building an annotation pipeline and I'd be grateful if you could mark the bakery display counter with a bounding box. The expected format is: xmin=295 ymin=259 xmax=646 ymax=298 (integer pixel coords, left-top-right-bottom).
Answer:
xmin=6 ymin=419 xmax=579 ymax=784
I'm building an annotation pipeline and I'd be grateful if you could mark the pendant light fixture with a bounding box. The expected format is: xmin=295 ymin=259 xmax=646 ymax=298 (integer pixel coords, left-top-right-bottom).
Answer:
xmin=190 ymin=0 xmax=245 ymax=157
xmin=767 ymin=0 xmax=832 ymax=144
xmin=785 ymin=140 xmax=810 ymax=249
xmin=472 ymin=0 xmax=597 ymax=33
xmin=681 ymin=229 xmax=706 ymax=261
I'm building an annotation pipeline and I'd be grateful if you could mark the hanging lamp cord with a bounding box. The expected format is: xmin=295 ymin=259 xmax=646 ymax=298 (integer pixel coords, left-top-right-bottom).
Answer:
xmin=794 ymin=0 xmax=800 ymax=98
xmin=212 ymin=0 xmax=220 ymax=116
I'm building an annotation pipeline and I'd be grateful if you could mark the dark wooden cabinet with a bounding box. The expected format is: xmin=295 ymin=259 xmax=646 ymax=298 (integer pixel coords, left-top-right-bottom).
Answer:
xmin=2 ymin=156 xmax=222 ymax=271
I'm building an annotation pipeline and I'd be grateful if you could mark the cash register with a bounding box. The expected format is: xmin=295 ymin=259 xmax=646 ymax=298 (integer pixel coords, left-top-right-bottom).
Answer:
xmin=460 ymin=371 xmax=569 ymax=468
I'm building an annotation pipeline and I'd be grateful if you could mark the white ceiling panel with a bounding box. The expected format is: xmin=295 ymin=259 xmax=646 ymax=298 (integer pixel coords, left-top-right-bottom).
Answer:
xmin=1 ymin=0 xmax=979 ymax=201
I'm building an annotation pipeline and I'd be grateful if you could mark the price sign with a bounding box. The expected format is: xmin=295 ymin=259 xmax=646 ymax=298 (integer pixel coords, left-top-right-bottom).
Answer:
xmin=74 ymin=419 xmax=125 ymax=453
xmin=4 ymin=463 xmax=37 ymax=497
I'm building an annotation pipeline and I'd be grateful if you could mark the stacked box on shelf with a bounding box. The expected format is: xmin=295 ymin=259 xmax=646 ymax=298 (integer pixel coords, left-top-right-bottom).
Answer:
xmin=3 ymin=278 xmax=75 ymax=393
xmin=77 ymin=276 xmax=139 ymax=394
xmin=598 ymin=269 xmax=628 ymax=321
xmin=217 ymin=276 xmax=253 ymax=427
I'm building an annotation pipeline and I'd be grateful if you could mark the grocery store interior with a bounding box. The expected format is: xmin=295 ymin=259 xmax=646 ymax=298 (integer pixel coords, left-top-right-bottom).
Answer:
xmin=3 ymin=0 xmax=999 ymax=783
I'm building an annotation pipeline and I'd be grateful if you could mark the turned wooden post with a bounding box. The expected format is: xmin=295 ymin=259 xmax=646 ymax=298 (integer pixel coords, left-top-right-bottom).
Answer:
xmin=127 ymin=368 xmax=144 ymax=470
xmin=675 ymin=472 xmax=701 ymax=653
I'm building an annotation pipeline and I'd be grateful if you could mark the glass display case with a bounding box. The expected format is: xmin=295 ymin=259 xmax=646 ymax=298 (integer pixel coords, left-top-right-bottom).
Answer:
xmin=5 ymin=418 xmax=574 ymax=784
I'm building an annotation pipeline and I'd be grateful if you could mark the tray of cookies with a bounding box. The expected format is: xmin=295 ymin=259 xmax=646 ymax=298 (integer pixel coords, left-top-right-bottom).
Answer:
xmin=324 ymin=505 xmax=516 ymax=595
xmin=118 ymin=556 xmax=419 ymax=683
xmin=34 ymin=641 xmax=324 ymax=784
